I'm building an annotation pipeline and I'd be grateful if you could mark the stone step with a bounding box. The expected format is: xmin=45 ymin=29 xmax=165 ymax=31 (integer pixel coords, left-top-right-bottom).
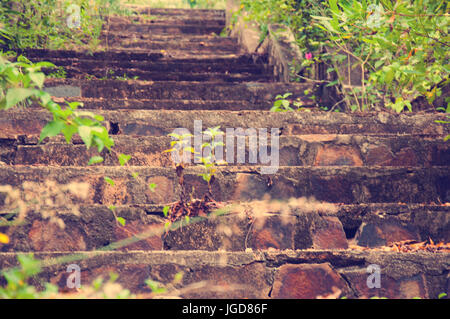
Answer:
xmin=2 ymin=134 xmax=448 ymax=167
xmin=105 ymin=16 xmax=225 ymax=27
xmin=106 ymin=23 xmax=224 ymax=35
xmin=98 ymin=40 xmax=240 ymax=53
xmin=41 ymin=79 xmax=311 ymax=101
xmin=1 ymin=109 xmax=447 ymax=138
xmin=0 ymin=166 xmax=448 ymax=204
xmin=23 ymin=49 xmax=268 ymax=66
xmin=31 ymin=56 xmax=268 ymax=75
xmin=100 ymin=33 xmax=238 ymax=44
xmin=29 ymin=98 xmax=274 ymax=111
xmin=31 ymin=57 xmax=271 ymax=75
xmin=51 ymin=67 xmax=273 ymax=83
xmin=131 ymin=8 xmax=226 ymax=18
xmin=1 ymin=203 xmax=448 ymax=253
xmin=0 ymin=250 xmax=448 ymax=298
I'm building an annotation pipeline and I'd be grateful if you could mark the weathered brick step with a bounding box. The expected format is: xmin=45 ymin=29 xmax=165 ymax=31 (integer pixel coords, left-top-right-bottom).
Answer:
xmin=0 ymin=205 xmax=349 ymax=252
xmin=0 ymin=166 xmax=448 ymax=204
xmin=42 ymin=79 xmax=312 ymax=102
xmin=36 ymin=57 xmax=268 ymax=74
xmin=23 ymin=49 xmax=265 ymax=66
xmin=107 ymin=23 xmax=224 ymax=35
xmin=1 ymin=203 xmax=447 ymax=253
xmin=58 ymin=67 xmax=273 ymax=83
xmin=3 ymin=135 xmax=448 ymax=168
xmin=32 ymin=98 xmax=270 ymax=111
xmin=100 ymin=33 xmax=237 ymax=44
xmin=100 ymin=40 xmax=240 ymax=53
xmin=2 ymin=110 xmax=447 ymax=138
xmin=0 ymin=250 xmax=447 ymax=298
xmin=20 ymin=49 xmax=164 ymax=61
xmin=132 ymin=8 xmax=225 ymax=18
xmin=106 ymin=16 xmax=225 ymax=27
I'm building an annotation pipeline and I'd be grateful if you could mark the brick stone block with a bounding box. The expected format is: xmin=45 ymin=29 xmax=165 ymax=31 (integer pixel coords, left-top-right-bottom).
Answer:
xmin=272 ymin=263 xmax=349 ymax=299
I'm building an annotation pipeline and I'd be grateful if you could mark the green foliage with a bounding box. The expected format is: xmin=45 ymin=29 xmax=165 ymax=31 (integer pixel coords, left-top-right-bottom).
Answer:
xmin=146 ymin=279 xmax=167 ymax=295
xmin=238 ymin=0 xmax=449 ymax=112
xmin=0 ymin=253 xmax=58 ymax=299
xmin=0 ymin=53 xmax=52 ymax=108
xmin=184 ymin=0 xmax=224 ymax=9
xmin=313 ymin=0 xmax=449 ymax=112
xmin=165 ymin=131 xmax=195 ymax=163
xmin=0 ymin=53 xmax=114 ymax=155
xmin=196 ymin=126 xmax=225 ymax=186
xmin=47 ymin=66 xmax=67 ymax=79
xmin=271 ymin=92 xmax=313 ymax=112
xmin=237 ymin=0 xmax=327 ymax=62
xmin=163 ymin=205 xmax=170 ymax=217
xmin=104 ymin=176 xmax=115 ymax=186
xmin=148 ymin=183 xmax=157 ymax=192
xmin=271 ymin=92 xmax=294 ymax=112
xmin=118 ymin=153 xmax=131 ymax=166
xmin=116 ymin=217 xmax=126 ymax=226
xmin=0 ymin=0 xmax=126 ymax=50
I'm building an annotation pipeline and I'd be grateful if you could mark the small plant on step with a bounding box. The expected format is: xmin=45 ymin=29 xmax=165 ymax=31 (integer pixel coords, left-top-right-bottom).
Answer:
xmin=164 ymin=131 xmax=195 ymax=202
xmin=196 ymin=126 xmax=226 ymax=200
xmin=271 ymin=93 xmax=311 ymax=112
xmin=162 ymin=128 xmax=224 ymax=224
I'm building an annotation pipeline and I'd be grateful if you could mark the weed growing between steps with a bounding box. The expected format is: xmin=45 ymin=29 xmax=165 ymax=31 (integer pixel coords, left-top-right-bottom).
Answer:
xmin=235 ymin=0 xmax=449 ymax=113
xmin=162 ymin=127 xmax=226 ymax=226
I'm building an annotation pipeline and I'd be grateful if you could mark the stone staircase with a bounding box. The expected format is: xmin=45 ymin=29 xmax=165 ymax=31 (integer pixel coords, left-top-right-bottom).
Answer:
xmin=0 ymin=8 xmax=449 ymax=299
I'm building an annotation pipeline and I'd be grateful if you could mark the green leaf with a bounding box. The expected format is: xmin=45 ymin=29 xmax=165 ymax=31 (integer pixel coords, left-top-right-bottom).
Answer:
xmin=118 ymin=153 xmax=131 ymax=166
xmin=385 ymin=68 xmax=394 ymax=84
xmin=61 ymin=125 xmax=77 ymax=144
xmin=35 ymin=61 xmax=55 ymax=69
xmin=17 ymin=253 xmax=41 ymax=277
xmin=163 ymin=206 xmax=170 ymax=217
xmin=131 ymin=172 xmax=139 ymax=179
xmin=29 ymin=72 xmax=45 ymax=88
xmin=116 ymin=217 xmax=126 ymax=226
xmin=88 ymin=156 xmax=104 ymax=165
xmin=145 ymin=279 xmax=166 ymax=294
xmin=5 ymin=88 xmax=36 ymax=109
xmin=149 ymin=183 xmax=157 ymax=192
xmin=78 ymin=126 xmax=92 ymax=148
xmin=104 ymin=176 xmax=115 ymax=186
xmin=67 ymin=101 xmax=83 ymax=110
xmin=329 ymin=0 xmax=339 ymax=14
xmin=39 ymin=120 xmax=65 ymax=142
xmin=34 ymin=90 xmax=52 ymax=105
